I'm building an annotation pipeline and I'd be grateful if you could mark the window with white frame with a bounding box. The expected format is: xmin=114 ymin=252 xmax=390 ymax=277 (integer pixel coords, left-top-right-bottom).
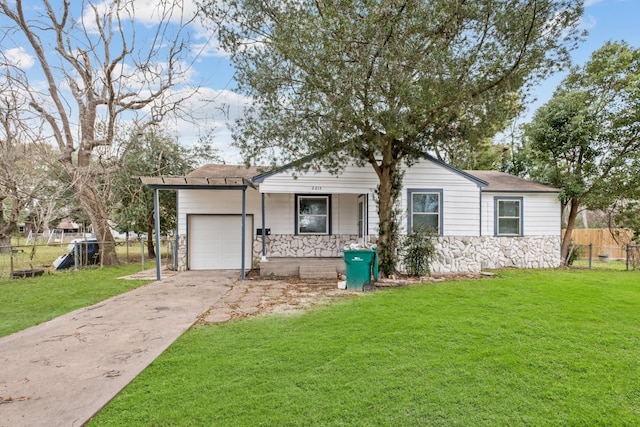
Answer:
xmin=409 ymin=190 xmax=441 ymax=234
xmin=296 ymin=195 xmax=330 ymax=234
xmin=496 ymin=198 xmax=522 ymax=236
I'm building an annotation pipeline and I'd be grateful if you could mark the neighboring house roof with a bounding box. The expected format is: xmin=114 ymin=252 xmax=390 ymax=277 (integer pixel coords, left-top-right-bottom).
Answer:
xmin=466 ymin=170 xmax=560 ymax=193
xmin=57 ymin=217 xmax=79 ymax=230
xmin=187 ymin=164 xmax=263 ymax=180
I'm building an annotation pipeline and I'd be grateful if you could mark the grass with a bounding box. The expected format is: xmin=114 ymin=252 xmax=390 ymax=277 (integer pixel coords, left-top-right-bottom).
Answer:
xmin=0 ymin=264 xmax=151 ymax=337
xmin=91 ymin=269 xmax=640 ymax=426
xmin=571 ymin=258 xmax=631 ymax=270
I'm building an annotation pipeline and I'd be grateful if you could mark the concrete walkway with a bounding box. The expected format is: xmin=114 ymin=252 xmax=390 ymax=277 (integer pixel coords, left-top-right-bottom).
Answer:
xmin=0 ymin=270 xmax=240 ymax=427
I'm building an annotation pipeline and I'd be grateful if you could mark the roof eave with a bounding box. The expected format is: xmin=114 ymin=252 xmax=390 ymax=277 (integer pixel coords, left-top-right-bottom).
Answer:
xmin=140 ymin=176 xmax=256 ymax=190
xmin=481 ymin=189 xmax=561 ymax=194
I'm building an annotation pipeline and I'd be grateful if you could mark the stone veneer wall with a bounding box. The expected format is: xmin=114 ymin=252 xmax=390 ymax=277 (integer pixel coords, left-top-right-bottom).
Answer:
xmin=255 ymin=234 xmax=561 ymax=274
xmin=176 ymin=234 xmax=187 ymax=271
xmin=253 ymin=234 xmax=360 ymax=259
xmin=178 ymin=233 xmax=560 ymax=273
xmin=428 ymin=235 xmax=561 ymax=274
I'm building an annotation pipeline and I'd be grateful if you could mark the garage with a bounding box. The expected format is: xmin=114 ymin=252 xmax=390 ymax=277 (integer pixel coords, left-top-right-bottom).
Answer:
xmin=188 ymin=214 xmax=253 ymax=270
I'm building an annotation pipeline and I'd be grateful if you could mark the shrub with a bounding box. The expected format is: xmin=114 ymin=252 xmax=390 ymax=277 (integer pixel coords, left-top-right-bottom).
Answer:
xmin=401 ymin=225 xmax=436 ymax=277
xmin=566 ymin=243 xmax=583 ymax=266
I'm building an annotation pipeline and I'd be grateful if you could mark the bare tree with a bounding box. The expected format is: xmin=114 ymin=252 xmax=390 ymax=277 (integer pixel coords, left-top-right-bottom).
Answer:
xmin=0 ymin=80 xmax=53 ymax=251
xmin=0 ymin=0 xmax=199 ymax=264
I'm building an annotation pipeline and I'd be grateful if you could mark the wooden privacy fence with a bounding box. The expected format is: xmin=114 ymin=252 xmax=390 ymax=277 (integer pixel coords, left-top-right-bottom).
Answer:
xmin=563 ymin=228 xmax=634 ymax=260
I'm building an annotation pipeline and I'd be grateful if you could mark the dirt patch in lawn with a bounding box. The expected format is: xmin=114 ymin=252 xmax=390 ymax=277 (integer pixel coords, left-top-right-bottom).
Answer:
xmin=200 ymin=272 xmax=487 ymax=325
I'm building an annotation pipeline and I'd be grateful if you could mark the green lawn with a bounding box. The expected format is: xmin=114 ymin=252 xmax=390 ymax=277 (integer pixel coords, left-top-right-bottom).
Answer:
xmin=91 ymin=269 xmax=640 ymax=426
xmin=571 ymin=258 xmax=631 ymax=270
xmin=0 ymin=264 xmax=151 ymax=337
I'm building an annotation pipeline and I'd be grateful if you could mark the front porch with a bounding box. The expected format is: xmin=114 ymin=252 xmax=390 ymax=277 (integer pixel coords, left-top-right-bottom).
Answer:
xmin=253 ymin=233 xmax=359 ymax=280
xmin=259 ymin=257 xmax=346 ymax=280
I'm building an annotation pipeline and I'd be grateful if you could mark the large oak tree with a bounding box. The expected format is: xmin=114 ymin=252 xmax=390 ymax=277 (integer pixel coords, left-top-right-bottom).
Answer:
xmin=522 ymin=41 xmax=640 ymax=262
xmin=200 ymin=0 xmax=584 ymax=274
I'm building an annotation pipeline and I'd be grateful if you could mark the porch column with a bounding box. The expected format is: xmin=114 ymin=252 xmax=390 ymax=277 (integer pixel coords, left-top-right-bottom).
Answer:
xmin=241 ymin=187 xmax=246 ymax=281
xmin=261 ymin=192 xmax=266 ymax=258
xmin=153 ymin=188 xmax=162 ymax=281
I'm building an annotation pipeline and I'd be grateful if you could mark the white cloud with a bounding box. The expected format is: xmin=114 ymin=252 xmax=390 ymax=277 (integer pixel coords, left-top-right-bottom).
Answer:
xmin=580 ymin=14 xmax=597 ymax=31
xmin=584 ymin=0 xmax=605 ymax=6
xmin=191 ymin=29 xmax=229 ymax=58
xmin=81 ymin=0 xmax=198 ymax=29
xmin=130 ymin=0 xmax=199 ymax=27
xmin=152 ymin=87 xmax=252 ymax=163
xmin=4 ymin=47 xmax=35 ymax=69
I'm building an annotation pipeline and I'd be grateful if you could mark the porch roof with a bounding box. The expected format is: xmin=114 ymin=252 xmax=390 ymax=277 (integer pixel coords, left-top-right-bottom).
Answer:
xmin=139 ymin=176 xmax=256 ymax=190
xmin=140 ymin=164 xmax=263 ymax=190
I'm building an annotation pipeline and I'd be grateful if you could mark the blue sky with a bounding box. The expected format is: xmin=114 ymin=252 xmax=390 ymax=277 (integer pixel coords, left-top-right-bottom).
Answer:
xmin=188 ymin=0 xmax=640 ymax=160
xmin=524 ymin=0 xmax=640 ymax=117
xmin=2 ymin=0 xmax=639 ymax=163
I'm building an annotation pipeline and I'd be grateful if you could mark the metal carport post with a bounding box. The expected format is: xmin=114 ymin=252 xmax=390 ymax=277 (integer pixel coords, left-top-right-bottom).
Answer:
xmin=142 ymin=176 xmax=256 ymax=281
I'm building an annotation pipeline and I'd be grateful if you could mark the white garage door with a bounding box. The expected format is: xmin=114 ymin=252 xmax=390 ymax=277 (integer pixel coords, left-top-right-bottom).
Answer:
xmin=188 ymin=215 xmax=252 ymax=270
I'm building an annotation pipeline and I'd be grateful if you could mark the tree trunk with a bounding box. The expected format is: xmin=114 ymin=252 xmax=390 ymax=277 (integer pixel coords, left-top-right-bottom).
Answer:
xmin=0 ymin=234 xmax=10 ymax=253
xmin=561 ymin=198 xmax=581 ymax=264
xmin=75 ymin=174 xmax=119 ymax=266
xmin=372 ymin=143 xmax=401 ymax=277
xmin=377 ymin=168 xmax=397 ymax=276
xmin=147 ymin=209 xmax=156 ymax=259
xmin=0 ymin=195 xmax=18 ymax=253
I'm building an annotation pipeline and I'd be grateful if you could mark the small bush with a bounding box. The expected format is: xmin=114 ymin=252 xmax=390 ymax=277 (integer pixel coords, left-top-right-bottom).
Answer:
xmin=402 ymin=225 xmax=436 ymax=277
xmin=566 ymin=243 xmax=583 ymax=266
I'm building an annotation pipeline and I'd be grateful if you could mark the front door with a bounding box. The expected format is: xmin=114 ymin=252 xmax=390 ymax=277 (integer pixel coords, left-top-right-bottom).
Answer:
xmin=357 ymin=194 xmax=367 ymax=243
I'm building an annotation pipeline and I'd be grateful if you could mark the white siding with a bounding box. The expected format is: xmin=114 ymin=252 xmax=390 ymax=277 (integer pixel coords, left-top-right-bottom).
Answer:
xmin=178 ymin=188 xmax=262 ymax=236
xmin=258 ymin=162 xmax=380 ymax=194
xmin=260 ymin=193 xmax=359 ymax=235
xmin=177 ymin=162 xmax=560 ymax=242
xmin=366 ymin=193 xmax=379 ymax=235
xmin=481 ymin=192 xmax=561 ymax=236
xmin=259 ymin=158 xmax=484 ymax=237
xmin=262 ymin=193 xmax=294 ymax=234
xmin=335 ymin=194 xmax=359 ymax=234
xmin=401 ymin=162 xmax=482 ymax=236
xmin=178 ymin=189 xmax=367 ymax=237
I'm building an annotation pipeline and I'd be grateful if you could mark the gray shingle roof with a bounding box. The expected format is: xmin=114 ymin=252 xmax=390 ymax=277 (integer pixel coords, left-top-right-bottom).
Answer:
xmin=465 ymin=170 xmax=559 ymax=193
xmin=184 ymin=164 xmax=557 ymax=193
xmin=187 ymin=164 xmax=263 ymax=180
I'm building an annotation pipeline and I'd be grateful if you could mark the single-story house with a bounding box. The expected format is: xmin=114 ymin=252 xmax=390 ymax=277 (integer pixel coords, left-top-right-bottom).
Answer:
xmin=56 ymin=217 xmax=81 ymax=234
xmin=142 ymin=155 xmax=561 ymax=279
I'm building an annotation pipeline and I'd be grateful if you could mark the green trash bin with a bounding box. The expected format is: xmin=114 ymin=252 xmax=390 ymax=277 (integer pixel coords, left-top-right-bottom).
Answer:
xmin=343 ymin=248 xmax=378 ymax=291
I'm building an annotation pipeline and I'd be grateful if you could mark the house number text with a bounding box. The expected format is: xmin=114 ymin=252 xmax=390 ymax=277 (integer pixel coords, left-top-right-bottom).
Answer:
xmin=312 ymin=186 xmax=322 ymax=191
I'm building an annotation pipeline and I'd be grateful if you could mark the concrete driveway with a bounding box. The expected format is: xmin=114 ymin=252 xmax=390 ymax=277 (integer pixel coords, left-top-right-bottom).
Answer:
xmin=0 ymin=270 xmax=238 ymax=427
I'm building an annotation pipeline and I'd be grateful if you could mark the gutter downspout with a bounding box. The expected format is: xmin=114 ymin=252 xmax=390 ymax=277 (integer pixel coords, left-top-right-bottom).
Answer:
xmin=479 ymin=189 xmax=483 ymax=237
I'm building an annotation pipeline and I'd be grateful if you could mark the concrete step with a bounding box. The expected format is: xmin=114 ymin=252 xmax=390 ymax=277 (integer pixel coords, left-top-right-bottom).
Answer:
xmin=299 ymin=264 xmax=338 ymax=280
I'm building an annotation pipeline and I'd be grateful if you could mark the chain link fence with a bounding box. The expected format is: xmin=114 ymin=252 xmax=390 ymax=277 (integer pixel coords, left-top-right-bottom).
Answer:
xmin=626 ymin=245 xmax=640 ymax=270
xmin=567 ymin=243 xmax=640 ymax=270
xmin=0 ymin=238 xmax=175 ymax=280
